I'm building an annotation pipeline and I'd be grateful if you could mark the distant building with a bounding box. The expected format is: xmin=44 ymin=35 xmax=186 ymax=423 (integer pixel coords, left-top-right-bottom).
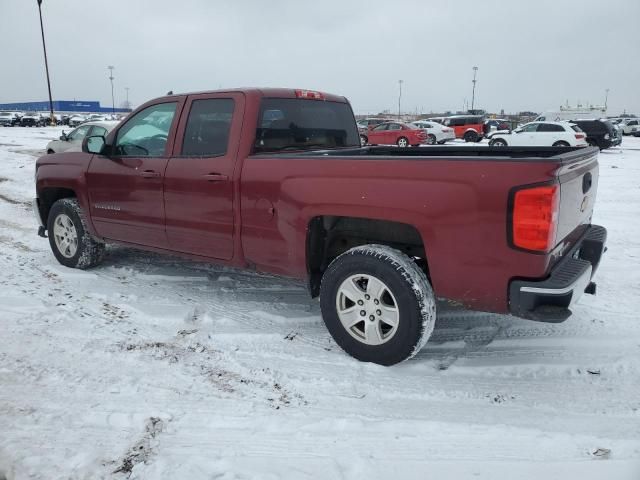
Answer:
xmin=0 ymin=100 xmax=131 ymax=113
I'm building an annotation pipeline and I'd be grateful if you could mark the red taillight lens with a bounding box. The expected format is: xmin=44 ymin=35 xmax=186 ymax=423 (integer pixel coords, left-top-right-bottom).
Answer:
xmin=294 ymin=89 xmax=325 ymax=100
xmin=575 ymin=133 xmax=585 ymax=139
xmin=512 ymin=185 xmax=559 ymax=252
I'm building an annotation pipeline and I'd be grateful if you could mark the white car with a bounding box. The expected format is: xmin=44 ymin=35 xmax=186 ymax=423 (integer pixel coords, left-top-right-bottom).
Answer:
xmin=410 ymin=120 xmax=456 ymax=144
xmin=46 ymin=121 xmax=119 ymax=154
xmin=621 ymin=119 xmax=640 ymax=135
xmin=488 ymin=121 xmax=588 ymax=147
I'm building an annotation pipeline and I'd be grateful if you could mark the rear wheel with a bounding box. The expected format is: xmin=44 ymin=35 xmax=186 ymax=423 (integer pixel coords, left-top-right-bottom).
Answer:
xmin=320 ymin=245 xmax=436 ymax=366
xmin=427 ymin=134 xmax=437 ymax=145
xmin=47 ymin=198 xmax=106 ymax=269
xmin=360 ymin=134 xmax=368 ymax=146
xmin=552 ymin=141 xmax=570 ymax=147
xmin=396 ymin=137 xmax=409 ymax=148
xmin=489 ymin=138 xmax=507 ymax=147
xmin=463 ymin=130 xmax=478 ymax=142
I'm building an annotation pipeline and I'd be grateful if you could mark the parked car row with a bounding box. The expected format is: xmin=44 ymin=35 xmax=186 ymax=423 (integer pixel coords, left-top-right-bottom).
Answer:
xmin=0 ymin=111 xmax=123 ymax=127
xmin=357 ymin=117 xmax=458 ymax=147
xmin=487 ymin=118 xmax=623 ymax=150
xmin=488 ymin=121 xmax=588 ymax=147
xmin=357 ymin=115 xmax=512 ymax=147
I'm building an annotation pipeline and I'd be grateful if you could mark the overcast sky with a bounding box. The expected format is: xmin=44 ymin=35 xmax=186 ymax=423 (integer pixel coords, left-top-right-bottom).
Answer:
xmin=1 ymin=0 xmax=639 ymax=115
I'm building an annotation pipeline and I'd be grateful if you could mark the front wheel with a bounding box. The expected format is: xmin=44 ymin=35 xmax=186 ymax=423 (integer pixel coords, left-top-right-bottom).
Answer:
xmin=396 ymin=137 xmax=409 ymax=148
xmin=320 ymin=245 xmax=437 ymax=366
xmin=427 ymin=134 xmax=437 ymax=145
xmin=47 ymin=198 xmax=106 ymax=269
xmin=489 ymin=138 xmax=507 ymax=147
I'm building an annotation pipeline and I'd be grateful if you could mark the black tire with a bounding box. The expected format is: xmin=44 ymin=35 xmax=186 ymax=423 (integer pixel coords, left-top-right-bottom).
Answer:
xmin=489 ymin=138 xmax=507 ymax=147
xmin=47 ymin=149 xmax=54 ymax=154
xmin=47 ymin=198 xmax=106 ymax=269
xmin=427 ymin=134 xmax=437 ymax=145
xmin=463 ymin=130 xmax=478 ymax=142
xmin=320 ymin=245 xmax=437 ymax=366
xmin=552 ymin=141 xmax=570 ymax=147
xmin=360 ymin=134 xmax=368 ymax=146
xmin=396 ymin=137 xmax=409 ymax=148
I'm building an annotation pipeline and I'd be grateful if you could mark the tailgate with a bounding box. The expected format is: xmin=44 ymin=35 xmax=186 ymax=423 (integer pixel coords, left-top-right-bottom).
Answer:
xmin=554 ymin=147 xmax=599 ymax=252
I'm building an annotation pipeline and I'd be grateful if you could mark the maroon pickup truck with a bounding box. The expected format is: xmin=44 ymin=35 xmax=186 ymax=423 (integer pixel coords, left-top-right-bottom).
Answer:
xmin=34 ymin=88 xmax=606 ymax=365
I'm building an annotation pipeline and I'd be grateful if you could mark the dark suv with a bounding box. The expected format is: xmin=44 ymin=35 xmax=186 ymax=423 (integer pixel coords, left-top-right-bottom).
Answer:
xmin=571 ymin=119 xmax=620 ymax=150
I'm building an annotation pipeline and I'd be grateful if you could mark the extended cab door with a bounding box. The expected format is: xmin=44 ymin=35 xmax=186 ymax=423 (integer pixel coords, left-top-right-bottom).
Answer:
xmin=163 ymin=93 xmax=244 ymax=259
xmin=86 ymin=99 xmax=183 ymax=248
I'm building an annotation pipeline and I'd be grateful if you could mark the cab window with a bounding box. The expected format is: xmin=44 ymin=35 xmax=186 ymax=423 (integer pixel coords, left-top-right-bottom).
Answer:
xmin=114 ymin=102 xmax=177 ymax=157
xmin=181 ymin=98 xmax=234 ymax=157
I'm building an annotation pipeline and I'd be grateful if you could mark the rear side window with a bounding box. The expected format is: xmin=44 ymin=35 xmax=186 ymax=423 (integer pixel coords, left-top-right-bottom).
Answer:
xmin=571 ymin=125 xmax=583 ymax=132
xmin=373 ymin=124 xmax=388 ymax=131
xmin=538 ymin=123 xmax=564 ymax=132
xmin=181 ymin=98 xmax=234 ymax=157
xmin=254 ymin=98 xmax=360 ymax=153
xmin=90 ymin=126 xmax=107 ymax=137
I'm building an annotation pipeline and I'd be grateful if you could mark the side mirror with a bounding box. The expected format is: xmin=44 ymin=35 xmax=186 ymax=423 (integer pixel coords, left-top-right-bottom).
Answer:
xmin=83 ymin=135 xmax=106 ymax=154
xmin=59 ymin=131 xmax=67 ymax=141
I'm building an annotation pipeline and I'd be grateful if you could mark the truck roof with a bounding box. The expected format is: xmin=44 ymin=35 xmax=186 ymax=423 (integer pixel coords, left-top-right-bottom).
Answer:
xmin=161 ymin=88 xmax=349 ymax=103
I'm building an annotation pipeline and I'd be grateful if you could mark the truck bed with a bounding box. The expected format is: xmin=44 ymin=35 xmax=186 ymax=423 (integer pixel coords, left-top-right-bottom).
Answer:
xmin=279 ymin=145 xmax=597 ymax=161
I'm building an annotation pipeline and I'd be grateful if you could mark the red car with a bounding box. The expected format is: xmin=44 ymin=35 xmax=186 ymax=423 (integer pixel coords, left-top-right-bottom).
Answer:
xmin=366 ymin=121 xmax=427 ymax=147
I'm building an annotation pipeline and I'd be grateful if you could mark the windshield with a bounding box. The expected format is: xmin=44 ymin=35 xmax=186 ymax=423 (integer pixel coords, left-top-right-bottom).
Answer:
xmin=254 ymin=98 xmax=360 ymax=153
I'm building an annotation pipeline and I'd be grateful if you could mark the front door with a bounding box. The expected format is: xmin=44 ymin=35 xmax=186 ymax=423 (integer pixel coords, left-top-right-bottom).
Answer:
xmin=163 ymin=93 xmax=243 ymax=259
xmin=86 ymin=100 xmax=183 ymax=248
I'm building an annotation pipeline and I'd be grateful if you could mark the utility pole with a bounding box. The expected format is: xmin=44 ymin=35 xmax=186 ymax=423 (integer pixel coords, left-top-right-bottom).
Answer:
xmin=471 ymin=66 xmax=478 ymax=112
xmin=398 ymin=80 xmax=403 ymax=119
xmin=36 ymin=0 xmax=55 ymax=125
xmin=108 ymin=66 xmax=115 ymax=114
xmin=605 ymin=88 xmax=610 ymax=110
xmin=125 ymin=87 xmax=130 ymax=109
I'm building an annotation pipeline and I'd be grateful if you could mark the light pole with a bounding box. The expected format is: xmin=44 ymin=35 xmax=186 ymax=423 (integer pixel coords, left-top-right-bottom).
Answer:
xmin=125 ymin=87 xmax=130 ymax=110
xmin=108 ymin=65 xmax=115 ymax=114
xmin=36 ymin=0 xmax=55 ymax=125
xmin=605 ymin=88 xmax=609 ymax=110
xmin=471 ymin=66 xmax=478 ymax=112
xmin=398 ymin=80 xmax=403 ymax=119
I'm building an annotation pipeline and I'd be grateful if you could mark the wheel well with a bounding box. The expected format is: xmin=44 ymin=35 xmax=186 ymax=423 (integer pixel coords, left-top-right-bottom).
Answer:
xmin=306 ymin=216 xmax=429 ymax=297
xmin=38 ymin=187 xmax=76 ymax=225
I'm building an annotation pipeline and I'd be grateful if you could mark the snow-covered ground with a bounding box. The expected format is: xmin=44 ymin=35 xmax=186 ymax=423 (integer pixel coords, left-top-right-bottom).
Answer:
xmin=0 ymin=127 xmax=639 ymax=480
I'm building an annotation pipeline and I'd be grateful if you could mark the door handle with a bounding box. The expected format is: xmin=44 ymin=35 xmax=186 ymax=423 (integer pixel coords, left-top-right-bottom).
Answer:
xmin=140 ymin=170 xmax=161 ymax=178
xmin=203 ymin=173 xmax=229 ymax=182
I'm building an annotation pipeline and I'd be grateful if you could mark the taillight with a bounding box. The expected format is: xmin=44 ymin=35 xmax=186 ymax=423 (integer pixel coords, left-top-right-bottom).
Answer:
xmin=294 ymin=89 xmax=325 ymax=100
xmin=511 ymin=184 xmax=559 ymax=252
xmin=575 ymin=133 xmax=585 ymax=139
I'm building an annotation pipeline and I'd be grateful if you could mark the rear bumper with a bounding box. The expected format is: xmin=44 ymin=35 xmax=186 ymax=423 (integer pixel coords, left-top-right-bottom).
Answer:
xmin=508 ymin=224 xmax=607 ymax=323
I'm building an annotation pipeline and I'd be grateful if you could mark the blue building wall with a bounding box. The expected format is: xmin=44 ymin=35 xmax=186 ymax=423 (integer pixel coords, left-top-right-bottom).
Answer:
xmin=0 ymin=100 xmax=131 ymax=113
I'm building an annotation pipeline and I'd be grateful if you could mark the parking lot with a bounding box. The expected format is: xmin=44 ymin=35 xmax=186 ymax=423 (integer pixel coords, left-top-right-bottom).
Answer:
xmin=0 ymin=127 xmax=639 ymax=478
